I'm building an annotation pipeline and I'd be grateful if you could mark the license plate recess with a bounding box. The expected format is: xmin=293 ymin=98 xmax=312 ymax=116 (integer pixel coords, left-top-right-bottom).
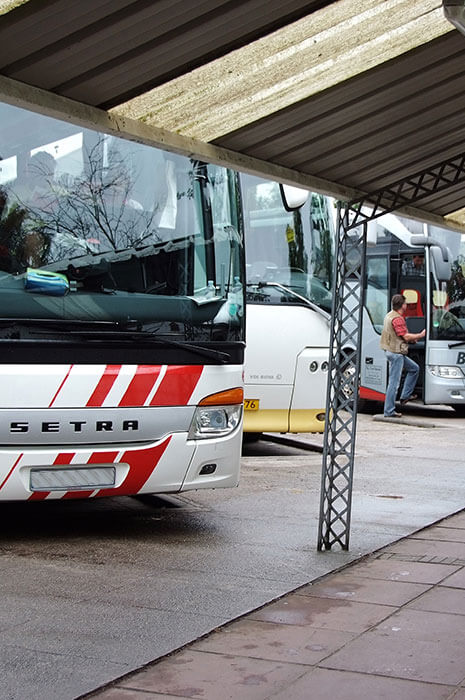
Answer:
xmin=30 ymin=466 xmax=116 ymax=491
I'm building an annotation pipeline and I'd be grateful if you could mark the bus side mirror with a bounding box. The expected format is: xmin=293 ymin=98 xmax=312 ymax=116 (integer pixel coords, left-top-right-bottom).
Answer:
xmin=430 ymin=245 xmax=452 ymax=282
xmin=410 ymin=234 xmax=452 ymax=282
xmin=279 ymin=183 xmax=309 ymax=211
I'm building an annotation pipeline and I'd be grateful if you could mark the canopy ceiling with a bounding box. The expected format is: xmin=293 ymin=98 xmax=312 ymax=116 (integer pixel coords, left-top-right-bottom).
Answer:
xmin=0 ymin=0 xmax=464 ymax=229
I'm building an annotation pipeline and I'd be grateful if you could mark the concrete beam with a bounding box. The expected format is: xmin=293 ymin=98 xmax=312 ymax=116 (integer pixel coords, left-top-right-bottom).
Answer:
xmin=0 ymin=73 xmax=464 ymax=233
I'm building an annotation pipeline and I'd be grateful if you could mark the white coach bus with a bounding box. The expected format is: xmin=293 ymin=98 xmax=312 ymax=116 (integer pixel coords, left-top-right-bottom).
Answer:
xmin=356 ymin=214 xmax=465 ymax=413
xmin=0 ymin=100 xmax=245 ymax=501
xmin=240 ymin=174 xmax=335 ymax=437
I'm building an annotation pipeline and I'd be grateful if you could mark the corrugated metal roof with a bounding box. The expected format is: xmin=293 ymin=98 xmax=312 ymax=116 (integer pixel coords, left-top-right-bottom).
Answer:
xmin=215 ymin=30 xmax=465 ymax=219
xmin=0 ymin=0 xmax=325 ymax=107
xmin=0 ymin=0 xmax=464 ymax=227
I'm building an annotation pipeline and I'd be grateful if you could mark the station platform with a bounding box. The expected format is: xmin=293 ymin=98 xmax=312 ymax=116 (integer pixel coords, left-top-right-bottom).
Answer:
xmin=87 ymin=507 xmax=465 ymax=700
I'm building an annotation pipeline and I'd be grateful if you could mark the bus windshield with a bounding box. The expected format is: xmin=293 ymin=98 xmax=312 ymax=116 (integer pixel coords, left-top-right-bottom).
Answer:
xmin=0 ymin=102 xmax=244 ymax=344
xmin=428 ymin=227 xmax=465 ymax=342
xmin=241 ymin=174 xmax=335 ymax=312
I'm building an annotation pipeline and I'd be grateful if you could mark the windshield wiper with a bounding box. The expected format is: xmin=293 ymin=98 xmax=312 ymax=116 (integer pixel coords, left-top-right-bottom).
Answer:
xmin=0 ymin=318 xmax=231 ymax=362
xmin=251 ymin=282 xmax=331 ymax=321
xmin=143 ymin=336 xmax=230 ymax=363
xmin=448 ymin=340 xmax=465 ymax=348
xmin=70 ymin=331 xmax=231 ymax=363
xmin=0 ymin=317 xmax=134 ymax=330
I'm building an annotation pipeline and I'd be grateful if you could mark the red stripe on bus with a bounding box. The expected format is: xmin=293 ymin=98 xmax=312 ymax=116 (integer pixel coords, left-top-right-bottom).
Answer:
xmin=87 ymin=451 xmax=119 ymax=463
xmin=49 ymin=365 xmax=73 ymax=407
xmin=359 ymin=386 xmax=386 ymax=401
xmin=86 ymin=365 xmax=122 ymax=407
xmin=118 ymin=365 xmax=162 ymax=407
xmin=29 ymin=492 xmax=49 ymax=501
xmin=150 ymin=366 xmax=203 ymax=406
xmin=96 ymin=438 xmax=171 ymax=498
xmin=54 ymin=453 xmax=75 ymax=465
xmin=62 ymin=490 xmax=94 ymax=499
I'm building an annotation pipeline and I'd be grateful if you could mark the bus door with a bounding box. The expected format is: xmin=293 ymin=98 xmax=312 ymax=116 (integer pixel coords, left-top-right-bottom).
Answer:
xmin=398 ymin=252 xmax=427 ymax=398
xmin=425 ymin=235 xmax=465 ymax=408
xmin=359 ymin=255 xmax=390 ymax=401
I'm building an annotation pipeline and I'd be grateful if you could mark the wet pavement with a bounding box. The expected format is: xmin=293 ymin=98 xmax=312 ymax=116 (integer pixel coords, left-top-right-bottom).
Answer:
xmin=81 ymin=402 xmax=465 ymax=700
xmin=2 ymin=401 xmax=465 ymax=699
xmin=86 ymin=509 xmax=465 ymax=700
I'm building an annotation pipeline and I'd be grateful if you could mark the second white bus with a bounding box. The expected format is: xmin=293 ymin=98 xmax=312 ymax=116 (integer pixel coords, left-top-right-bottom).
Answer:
xmin=240 ymin=174 xmax=335 ymax=437
xmin=356 ymin=214 xmax=465 ymax=413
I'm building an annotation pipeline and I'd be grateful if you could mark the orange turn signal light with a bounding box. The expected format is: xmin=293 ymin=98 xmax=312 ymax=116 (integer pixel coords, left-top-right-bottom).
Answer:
xmin=198 ymin=387 xmax=244 ymax=406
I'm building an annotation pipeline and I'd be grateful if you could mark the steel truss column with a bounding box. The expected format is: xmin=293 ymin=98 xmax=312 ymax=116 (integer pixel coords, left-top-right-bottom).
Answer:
xmin=317 ymin=203 xmax=368 ymax=551
xmin=317 ymin=150 xmax=465 ymax=551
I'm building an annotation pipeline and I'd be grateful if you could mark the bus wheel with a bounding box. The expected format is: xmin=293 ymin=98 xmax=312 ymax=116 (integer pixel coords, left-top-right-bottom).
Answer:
xmin=339 ymin=353 xmax=356 ymax=400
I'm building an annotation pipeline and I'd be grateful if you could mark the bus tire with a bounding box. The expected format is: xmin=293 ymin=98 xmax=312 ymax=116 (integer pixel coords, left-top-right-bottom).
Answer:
xmin=339 ymin=348 xmax=356 ymax=401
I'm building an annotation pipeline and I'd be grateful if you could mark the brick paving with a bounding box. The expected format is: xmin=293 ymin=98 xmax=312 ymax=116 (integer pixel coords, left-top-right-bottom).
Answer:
xmin=85 ymin=508 xmax=465 ymax=700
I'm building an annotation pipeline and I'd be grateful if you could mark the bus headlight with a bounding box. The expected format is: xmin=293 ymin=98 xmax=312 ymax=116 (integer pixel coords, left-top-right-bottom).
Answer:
xmin=428 ymin=365 xmax=464 ymax=379
xmin=188 ymin=387 xmax=243 ymax=439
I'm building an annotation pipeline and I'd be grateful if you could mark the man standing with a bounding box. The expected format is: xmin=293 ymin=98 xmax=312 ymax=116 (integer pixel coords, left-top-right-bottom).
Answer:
xmin=380 ymin=293 xmax=426 ymax=418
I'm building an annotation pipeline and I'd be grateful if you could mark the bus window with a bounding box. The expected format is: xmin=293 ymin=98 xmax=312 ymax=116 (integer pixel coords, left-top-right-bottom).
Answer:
xmin=401 ymin=253 xmax=425 ymax=276
xmin=447 ymin=262 xmax=465 ymax=307
xmin=365 ymin=256 xmax=389 ymax=331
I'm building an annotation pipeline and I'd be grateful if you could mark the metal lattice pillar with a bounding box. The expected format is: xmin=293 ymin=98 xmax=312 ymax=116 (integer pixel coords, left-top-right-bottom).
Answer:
xmin=317 ymin=150 xmax=465 ymax=551
xmin=317 ymin=203 xmax=368 ymax=551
